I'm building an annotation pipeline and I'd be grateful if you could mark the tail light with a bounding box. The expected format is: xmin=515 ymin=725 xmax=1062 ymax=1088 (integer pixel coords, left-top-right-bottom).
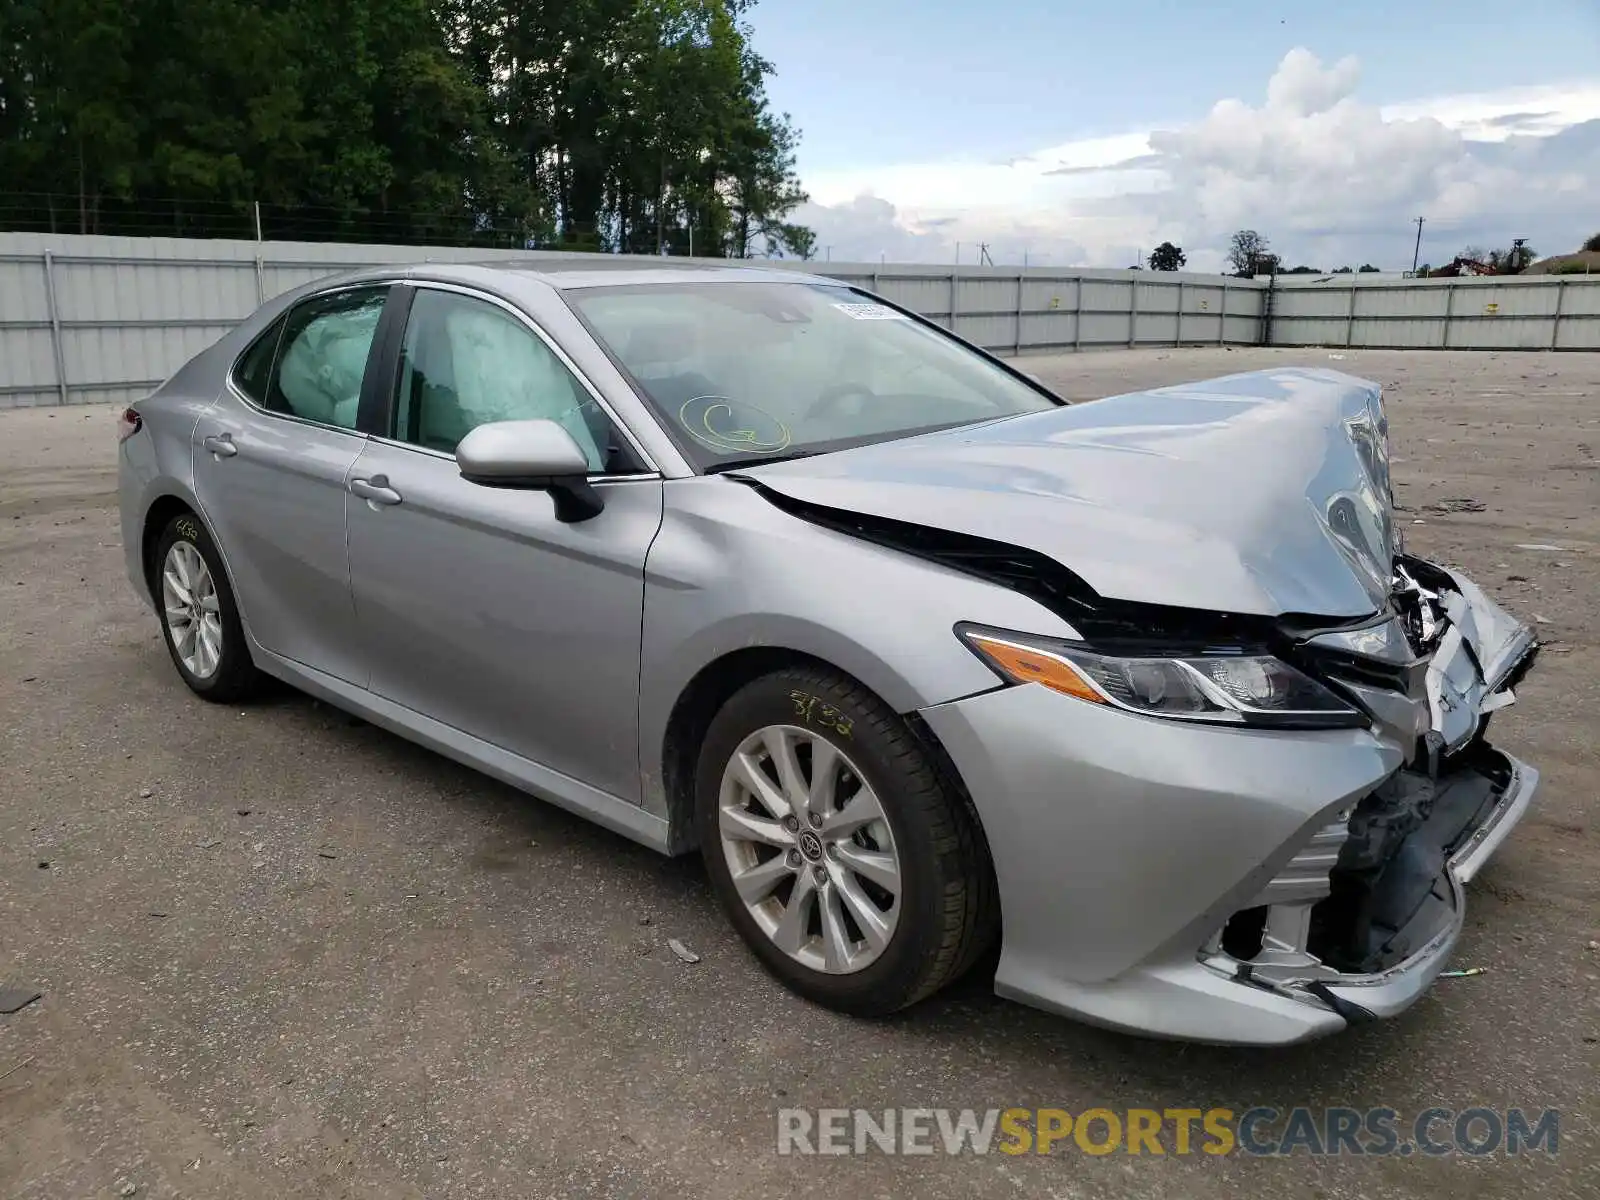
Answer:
xmin=117 ymin=407 xmax=142 ymax=442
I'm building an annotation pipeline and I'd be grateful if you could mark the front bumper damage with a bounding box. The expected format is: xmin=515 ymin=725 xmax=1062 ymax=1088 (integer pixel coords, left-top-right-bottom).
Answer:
xmin=920 ymin=556 xmax=1540 ymax=1044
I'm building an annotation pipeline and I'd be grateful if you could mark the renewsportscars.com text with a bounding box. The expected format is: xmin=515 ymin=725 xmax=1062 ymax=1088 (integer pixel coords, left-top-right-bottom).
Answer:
xmin=776 ymin=1106 xmax=1559 ymax=1157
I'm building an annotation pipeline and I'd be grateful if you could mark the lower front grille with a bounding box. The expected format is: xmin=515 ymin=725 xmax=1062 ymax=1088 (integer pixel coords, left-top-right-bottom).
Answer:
xmin=1211 ymin=809 xmax=1354 ymax=980
xmin=1250 ymin=816 xmax=1350 ymax=908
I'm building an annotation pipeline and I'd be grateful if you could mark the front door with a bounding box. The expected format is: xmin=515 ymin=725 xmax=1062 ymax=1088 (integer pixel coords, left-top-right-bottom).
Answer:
xmin=345 ymin=285 xmax=662 ymax=801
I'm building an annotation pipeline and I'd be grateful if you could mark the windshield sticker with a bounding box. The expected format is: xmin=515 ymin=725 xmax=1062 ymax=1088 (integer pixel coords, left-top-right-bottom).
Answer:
xmin=678 ymin=396 xmax=792 ymax=454
xmin=832 ymin=302 xmax=908 ymax=321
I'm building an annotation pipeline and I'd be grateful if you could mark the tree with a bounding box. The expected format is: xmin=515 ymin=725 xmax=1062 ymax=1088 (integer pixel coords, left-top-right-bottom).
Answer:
xmin=1147 ymin=241 xmax=1186 ymax=271
xmin=0 ymin=0 xmax=813 ymax=254
xmin=1226 ymin=229 xmax=1272 ymax=277
xmin=1584 ymin=232 xmax=1600 ymax=253
xmin=1281 ymin=264 xmax=1322 ymax=274
xmin=1358 ymin=263 xmax=1380 ymax=273
xmin=1332 ymin=266 xmax=1354 ymax=273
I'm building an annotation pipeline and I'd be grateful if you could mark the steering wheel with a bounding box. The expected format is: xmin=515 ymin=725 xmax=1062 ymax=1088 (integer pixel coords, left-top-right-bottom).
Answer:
xmin=806 ymin=382 xmax=875 ymax=422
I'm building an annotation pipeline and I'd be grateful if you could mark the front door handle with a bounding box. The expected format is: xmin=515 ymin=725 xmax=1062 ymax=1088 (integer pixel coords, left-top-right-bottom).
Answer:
xmin=350 ymin=475 xmax=403 ymax=506
xmin=202 ymin=434 xmax=238 ymax=458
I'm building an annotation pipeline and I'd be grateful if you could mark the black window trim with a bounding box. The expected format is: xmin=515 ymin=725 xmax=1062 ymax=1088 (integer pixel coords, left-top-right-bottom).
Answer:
xmin=224 ymin=280 xmax=400 ymax=436
xmin=367 ymin=280 xmax=660 ymax=478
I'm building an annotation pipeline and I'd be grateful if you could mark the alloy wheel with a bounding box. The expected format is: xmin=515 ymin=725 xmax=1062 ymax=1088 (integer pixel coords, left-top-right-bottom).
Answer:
xmin=161 ymin=541 xmax=223 ymax=680
xmin=717 ymin=725 xmax=902 ymax=974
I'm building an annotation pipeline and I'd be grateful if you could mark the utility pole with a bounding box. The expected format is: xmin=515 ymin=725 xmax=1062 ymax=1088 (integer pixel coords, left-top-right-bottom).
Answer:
xmin=1411 ymin=216 xmax=1425 ymax=274
xmin=979 ymin=243 xmax=993 ymax=267
xmin=825 ymin=245 xmax=832 ymax=262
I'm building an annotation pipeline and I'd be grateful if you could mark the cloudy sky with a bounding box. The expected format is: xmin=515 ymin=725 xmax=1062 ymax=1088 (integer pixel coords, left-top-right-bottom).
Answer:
xmin=750 ymin=0 xmax=1600 ymax=271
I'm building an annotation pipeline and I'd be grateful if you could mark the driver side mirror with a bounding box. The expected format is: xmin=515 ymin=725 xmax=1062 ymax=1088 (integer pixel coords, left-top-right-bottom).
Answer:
xmin=456 ymin=419 xmax=604 ymax=523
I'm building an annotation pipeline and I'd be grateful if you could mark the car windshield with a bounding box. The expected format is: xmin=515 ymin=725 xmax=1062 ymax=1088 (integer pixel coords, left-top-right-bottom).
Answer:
xmin=565 ymin=281 xmax=1061 ymax=470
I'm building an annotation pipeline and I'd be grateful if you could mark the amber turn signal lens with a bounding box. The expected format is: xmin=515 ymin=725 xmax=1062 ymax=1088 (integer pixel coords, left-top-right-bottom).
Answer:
xmin=967 ymin=635 xmax=1106 ymax=704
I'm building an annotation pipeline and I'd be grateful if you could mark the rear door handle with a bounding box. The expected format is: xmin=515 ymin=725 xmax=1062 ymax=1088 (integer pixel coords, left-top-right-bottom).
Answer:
xmin=350 ymin=476 xmax=403 ymax=506
xmin=202 ymin=434 xmax=238 ymax=458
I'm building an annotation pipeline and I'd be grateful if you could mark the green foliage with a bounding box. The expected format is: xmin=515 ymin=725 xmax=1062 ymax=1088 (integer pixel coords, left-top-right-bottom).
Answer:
xmin=1552 ymin=260 xmax=1594 ymax=275
xmin=1147 ymin=241 xmax=1185 ymax=271
xmin=1582 ymin=232 xmax=1600 ymax=253
xmin=1226 ymin=230 xmax=1272 ymax=277
xmin=0 ymin=0 xmax=809 ymax=255
xmin=1358 ymin=263 xmax=1380 ymax=272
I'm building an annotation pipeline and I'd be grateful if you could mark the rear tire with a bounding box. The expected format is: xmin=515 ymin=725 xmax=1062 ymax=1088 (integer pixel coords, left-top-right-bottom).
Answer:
xmin=151 ymin=512 xmax=263 ymax=703
xmin=695 ymin=665 xmax=997 ymax=1015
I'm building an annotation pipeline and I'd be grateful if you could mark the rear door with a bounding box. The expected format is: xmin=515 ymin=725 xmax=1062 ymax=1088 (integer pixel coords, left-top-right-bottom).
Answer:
xmin=344 ymin=284 xmax=663 ymax=800
xmin=192 ymin=284 xmax=392 ymax=684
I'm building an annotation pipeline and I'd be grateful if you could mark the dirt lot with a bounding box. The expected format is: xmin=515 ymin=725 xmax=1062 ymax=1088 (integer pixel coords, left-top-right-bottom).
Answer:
xmin=2 ymin=347 xmax=1597 ymax=1198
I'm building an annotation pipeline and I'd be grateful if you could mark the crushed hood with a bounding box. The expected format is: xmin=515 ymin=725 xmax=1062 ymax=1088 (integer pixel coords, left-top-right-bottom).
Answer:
xmin=739 ymin=368 xmax=1396 ymax=619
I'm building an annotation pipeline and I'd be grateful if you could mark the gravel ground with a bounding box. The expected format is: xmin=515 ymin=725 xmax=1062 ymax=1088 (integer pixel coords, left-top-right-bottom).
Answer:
xmin=1 ymin=346 xmax=1597 ymax=1198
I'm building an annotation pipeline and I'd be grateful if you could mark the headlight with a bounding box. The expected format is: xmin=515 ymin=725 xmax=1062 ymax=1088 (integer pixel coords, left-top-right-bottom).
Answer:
xmin=959 ymin=628 xmax=1366 ymax=729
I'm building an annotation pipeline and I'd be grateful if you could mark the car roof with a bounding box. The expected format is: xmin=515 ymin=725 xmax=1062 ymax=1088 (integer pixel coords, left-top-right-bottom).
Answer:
xmin=330 ymin=258 xmax=829 ymax=292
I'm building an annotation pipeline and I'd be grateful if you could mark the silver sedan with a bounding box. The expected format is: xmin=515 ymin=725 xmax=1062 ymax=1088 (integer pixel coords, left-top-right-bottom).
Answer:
xmin=118 ymin=261 xmax=1540 ymax=1043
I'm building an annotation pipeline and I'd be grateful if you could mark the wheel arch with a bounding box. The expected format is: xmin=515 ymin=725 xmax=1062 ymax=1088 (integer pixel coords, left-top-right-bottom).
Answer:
xmin=140 ymin=493 xmax=200 ymax=603
xmin=658 ymin=645 xmax=999 ymax=909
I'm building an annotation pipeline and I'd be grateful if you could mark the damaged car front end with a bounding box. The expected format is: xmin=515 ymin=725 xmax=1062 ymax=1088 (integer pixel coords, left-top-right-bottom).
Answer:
xmin=745 ymin=367 xmax=1539 ymax=1043
xmin=1198 ymin=555 xmax=1540 ymax=1039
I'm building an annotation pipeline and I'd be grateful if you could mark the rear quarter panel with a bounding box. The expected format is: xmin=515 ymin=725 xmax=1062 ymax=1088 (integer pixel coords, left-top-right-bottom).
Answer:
xmin=119 ymin=287 xmax=310 ymax=604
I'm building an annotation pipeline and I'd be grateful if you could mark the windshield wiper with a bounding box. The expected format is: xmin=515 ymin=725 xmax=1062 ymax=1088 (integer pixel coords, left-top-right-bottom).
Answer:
xmin=704 ymin=450 xmax=821 ymax=473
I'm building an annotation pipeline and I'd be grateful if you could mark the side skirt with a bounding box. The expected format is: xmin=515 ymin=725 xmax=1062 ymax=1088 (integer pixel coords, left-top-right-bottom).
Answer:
xmin=251 ymin=644 xmax=675 ymax=855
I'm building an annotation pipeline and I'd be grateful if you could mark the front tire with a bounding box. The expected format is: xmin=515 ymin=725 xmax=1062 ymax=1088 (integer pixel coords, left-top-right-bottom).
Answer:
xmin=695 ymin=665 xmax=996 ymax=1015
xmin=151 ymin=512 xmax=262 ymax=702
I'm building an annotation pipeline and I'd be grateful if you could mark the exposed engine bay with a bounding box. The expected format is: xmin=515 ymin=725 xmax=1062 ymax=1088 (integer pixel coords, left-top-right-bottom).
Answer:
xmin=1208 ymin=554 xmax=1539 ymax=1004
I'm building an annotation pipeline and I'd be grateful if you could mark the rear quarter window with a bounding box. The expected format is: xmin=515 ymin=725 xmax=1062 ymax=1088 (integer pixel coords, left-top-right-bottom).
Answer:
xmin=233 ymin=317 xmax=285 ymax=405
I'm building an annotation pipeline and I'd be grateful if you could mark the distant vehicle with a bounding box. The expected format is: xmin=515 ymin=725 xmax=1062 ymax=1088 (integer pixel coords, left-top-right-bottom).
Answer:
xmin=118 ymin=262 xmax=1540 ymax=1043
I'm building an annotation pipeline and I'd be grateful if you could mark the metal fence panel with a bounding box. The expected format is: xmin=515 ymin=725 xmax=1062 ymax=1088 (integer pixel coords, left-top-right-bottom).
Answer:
xmin=2 ymin=234 xmax=1276 ymax=409
xmin=959 ymin=313 xmax=1019 ymax=350
xmin=1134 ymin=280 xmax=1179 ymax=313
xmin=1078 ymin=312 xmax=1134 ymax=346
xmin=1136 ymin=313 xmax=1179 ymax=343
xmin=1351 ymin=318 xmax=1441 ymax=348
xmin=1447 ymin=316 xmax=1561 ymax=350
xmin=0 ymin=326 xmax=57 ymax=402
xmin=0 ymin=257 xmax=50 ymax=322
xmin=1078 ymin=279 xmax=1131 ymax=314
xmin=1555 ymin=316 xmax=1600 ymax=349
xmin=1560 ymin=283 xmax=1600 ymax=316
xmin=1271 ymin=275 xmax=1600 ymax=350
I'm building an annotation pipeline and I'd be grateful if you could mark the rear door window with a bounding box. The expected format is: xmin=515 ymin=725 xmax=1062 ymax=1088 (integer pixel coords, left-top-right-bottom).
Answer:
xmin=264 ymin=287 xmax=388 ymax=430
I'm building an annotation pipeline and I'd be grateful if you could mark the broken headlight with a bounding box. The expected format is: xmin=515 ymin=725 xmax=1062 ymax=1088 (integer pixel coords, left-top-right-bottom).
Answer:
xmin=960 ymin=628 xmax=1366 ymax=729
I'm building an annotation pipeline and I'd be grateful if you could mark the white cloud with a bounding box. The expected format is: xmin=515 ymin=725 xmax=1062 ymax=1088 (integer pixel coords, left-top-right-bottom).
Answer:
xmin=791 ymin=193 xmax=1090 ymax=268
xmin=794 ymin=50 xmax=1600 ymax=271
